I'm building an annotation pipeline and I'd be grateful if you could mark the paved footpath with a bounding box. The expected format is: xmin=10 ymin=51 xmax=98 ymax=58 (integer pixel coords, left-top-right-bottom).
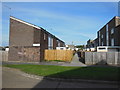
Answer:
xmin=2 ymin=67 xmax=119 ymax=88
xmin=70 ymin=53 xmax=86 ymax=66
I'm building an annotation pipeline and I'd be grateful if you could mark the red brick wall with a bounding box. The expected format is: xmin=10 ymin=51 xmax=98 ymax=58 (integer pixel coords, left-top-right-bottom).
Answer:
xmin=9 ymin=17 xmax=65 ymax=62
xmin=10 ymin=18 xmax=34 ymax=46
xmin=97 ymin=16 xmax=120 ymax=46
xmin=115 ymin=25 xmax=120 ymax=46
xmin=33 ymin=28 xmax=40 ymax=44
xmin=9 ymin=46 xmax=40 ymax=62
xmin=53 ymin=37 xmax=57 ymax=49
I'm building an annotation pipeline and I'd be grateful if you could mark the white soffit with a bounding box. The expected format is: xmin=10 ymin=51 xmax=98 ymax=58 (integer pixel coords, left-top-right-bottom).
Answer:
xmin=33 ymin=44 xmax=40 ymax=46
xmin=10 ymin=16 xmax=41 ymax=29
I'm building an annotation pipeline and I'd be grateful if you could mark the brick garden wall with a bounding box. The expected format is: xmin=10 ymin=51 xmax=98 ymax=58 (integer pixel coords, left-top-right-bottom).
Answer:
xmin=9 ymin=46 xmax=40 ymax=62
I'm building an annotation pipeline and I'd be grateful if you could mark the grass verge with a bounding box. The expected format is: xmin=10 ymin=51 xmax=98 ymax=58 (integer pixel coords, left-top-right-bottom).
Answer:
xmin=3 ymin=64 xmax=120 ymax=81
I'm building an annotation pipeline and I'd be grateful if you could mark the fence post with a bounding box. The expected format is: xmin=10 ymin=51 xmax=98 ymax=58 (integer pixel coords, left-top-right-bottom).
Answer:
xmin=85 ymin=52 xmax=119 ymax=65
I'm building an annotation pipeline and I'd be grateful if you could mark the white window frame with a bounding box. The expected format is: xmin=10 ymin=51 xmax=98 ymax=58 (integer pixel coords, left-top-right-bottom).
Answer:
xmin=111 ymin=28 xmax=114 ymax=34
xmin=44 ymin=33 xmax=46 ymax=40
xmin=33 ymin=44 xmax=40 ymax=46
xmin=101 ymin=34 xmax=103 ymax=38
xmin=57 ymin=40 xmax=60 ymax=47
xmin=111 ymin=38 xmax=114 ymax=46
xmin=48 ymin=36 xmax=53 ymax=49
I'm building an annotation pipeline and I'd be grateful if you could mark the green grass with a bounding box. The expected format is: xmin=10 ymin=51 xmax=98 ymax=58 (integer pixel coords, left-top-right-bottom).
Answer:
xmin=3 ymin=64 xmax=120 ymax=81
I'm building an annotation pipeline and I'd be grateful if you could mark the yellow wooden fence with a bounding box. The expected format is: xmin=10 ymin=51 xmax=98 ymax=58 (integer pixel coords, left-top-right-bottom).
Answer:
xmin=44 ymin=50 xmax=73 ymax=62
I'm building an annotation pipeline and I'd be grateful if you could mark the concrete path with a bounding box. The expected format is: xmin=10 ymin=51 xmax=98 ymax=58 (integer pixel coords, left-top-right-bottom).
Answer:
xmin=2 ymin=67 xmax=119 ymax=88
xmin=2 ymin=67 xmax=58 ymax=88
xmin=70 ymin=53 xmax=86 ymax=66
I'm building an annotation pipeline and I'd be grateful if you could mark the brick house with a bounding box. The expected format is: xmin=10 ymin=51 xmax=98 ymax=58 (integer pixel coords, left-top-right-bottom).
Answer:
xmin=9 ymin=16 xmax=65 ymax=62
xmin=86 ymin=16 xmax=120 ymax=52
xmin=86 ymin=39 xmax=96 ymax=51
xmin=93 ymin=38 xmax=98 ymax=48
xmin=97 ymin=16 xmax=120 ymax=46
xmin=86 ymin=39 xmax=94 ymax=48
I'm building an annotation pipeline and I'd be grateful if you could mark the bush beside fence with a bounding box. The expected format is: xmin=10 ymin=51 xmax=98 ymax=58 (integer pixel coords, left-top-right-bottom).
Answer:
xmin=45 ymin=50 xmax=73 ymax=62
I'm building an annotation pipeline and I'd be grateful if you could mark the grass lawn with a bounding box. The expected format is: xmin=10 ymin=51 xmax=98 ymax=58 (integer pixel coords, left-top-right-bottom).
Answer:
xmin=3 ymin=64 xmax=120 ymax=81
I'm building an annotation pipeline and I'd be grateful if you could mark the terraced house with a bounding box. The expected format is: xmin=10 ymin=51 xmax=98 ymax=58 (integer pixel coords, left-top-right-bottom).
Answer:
xmin=86 ymin=16 xmax=120 ymax=52
xmin=9 ymin=16 xmax=65 ymax=62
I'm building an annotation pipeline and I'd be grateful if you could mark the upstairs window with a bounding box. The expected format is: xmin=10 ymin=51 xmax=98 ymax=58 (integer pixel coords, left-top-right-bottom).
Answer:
xmin=48 ymin=36 xmax=53 ymax=49
xmin=101 ymin=34 xmax=103 ymax=38
xmin=57 ymin=40 xmax=60 ymax=47
xmin=111 ymin=28 xmax=114 ymax=34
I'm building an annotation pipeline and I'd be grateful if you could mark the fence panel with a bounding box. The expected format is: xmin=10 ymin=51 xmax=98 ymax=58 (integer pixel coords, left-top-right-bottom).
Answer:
xmin=66 ymin=50 xmax=73 ymax=61
xmin=0 ymin=52 xmax=2 ymax=61
xmin=93 ymin=52 xmax=100 ymax=64
xmin=45 ymin=50 xmax=73 ymax=62
xmin=45 ymin=50 xmax=55 ymax=61
xmin=100 ymin=52 xmax=107 ymax=64
xmin=106 ymin=52 xmax=115 ymax=65
xmin=85 ymin=52 xmax=120 ymax=65
xmin=85 ymin=52 xmax=93 ymax=65
xmin=1 ymin=51 xmax=8 ymax=61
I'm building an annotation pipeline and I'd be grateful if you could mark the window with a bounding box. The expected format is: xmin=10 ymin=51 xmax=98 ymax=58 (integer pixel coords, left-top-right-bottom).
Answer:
xmin=101 ymin=34 xmax=103 ymax=38
xmin=111 ymin=38 xmax=114 ymax=46
xmin=98 ymin=48 xmax=106 ymax=50
xmin=57 ymin=40 xmax=60 ymax=47
xmin=111 ymin=28 xmax=114 ymax=34
xmin=60 ymin=48 xmax=64 ymax=50
xmin=48 ymin=36 xmax=53 ymax=49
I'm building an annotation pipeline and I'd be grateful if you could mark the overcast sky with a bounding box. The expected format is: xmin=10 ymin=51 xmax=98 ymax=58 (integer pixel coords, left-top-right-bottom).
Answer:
xmin=2 ymin=2 xmax=118 ymax=46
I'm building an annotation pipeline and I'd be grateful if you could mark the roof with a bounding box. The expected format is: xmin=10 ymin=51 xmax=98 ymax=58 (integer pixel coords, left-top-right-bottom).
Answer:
xmin=97 ymin=16 xmax=120 ymax=32
xmin=10 ymin=16 xmax=41 ymax=30
xmin=10 ymin=16 xmax=65 ymax=43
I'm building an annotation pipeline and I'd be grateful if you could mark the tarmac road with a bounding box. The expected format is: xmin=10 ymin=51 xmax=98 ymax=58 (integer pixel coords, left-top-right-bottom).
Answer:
xmin=2 ymin=67 xmax=119 ymax=88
